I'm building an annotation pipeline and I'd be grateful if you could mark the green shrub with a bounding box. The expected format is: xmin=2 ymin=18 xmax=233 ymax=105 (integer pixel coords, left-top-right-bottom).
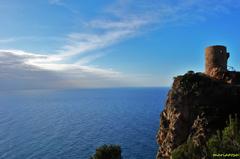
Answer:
xmin=90 ymin=144 xmax=122 ymax=159
xmin=172 ymin=114 xmax=240 ymax=159
xmin=207 ymin=114 xmax=240 ymax=155
xmin=172 ymin=138 xmax=205 ymax=159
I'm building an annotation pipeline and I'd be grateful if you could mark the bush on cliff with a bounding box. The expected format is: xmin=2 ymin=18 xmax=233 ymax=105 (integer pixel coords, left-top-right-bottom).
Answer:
xmin=171 ymin=138 xmax=205 ymax=159
xmin=172 ymin=115 xmax=240 ymax=159
xmin=90 ymin=144 xmax=122 ymax=159
xmin=207 ymin=114 xmax=240 ymax=155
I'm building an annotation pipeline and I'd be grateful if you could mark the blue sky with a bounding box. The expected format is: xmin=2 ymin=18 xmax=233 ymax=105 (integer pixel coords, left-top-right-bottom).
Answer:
xmin=1 ymin=0 xmax=240 ymax=89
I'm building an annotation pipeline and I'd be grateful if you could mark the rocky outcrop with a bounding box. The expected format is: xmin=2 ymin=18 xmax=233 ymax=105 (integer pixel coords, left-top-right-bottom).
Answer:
xmin=156 ymin=72 xmax=240 ymax=159
xmin=208 ymin=69 xmax=240 ymax=85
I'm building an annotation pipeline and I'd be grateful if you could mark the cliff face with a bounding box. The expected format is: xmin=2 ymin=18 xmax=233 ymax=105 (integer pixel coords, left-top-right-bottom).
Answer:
xmin=156 ymin=72 xmax=240 ymax=159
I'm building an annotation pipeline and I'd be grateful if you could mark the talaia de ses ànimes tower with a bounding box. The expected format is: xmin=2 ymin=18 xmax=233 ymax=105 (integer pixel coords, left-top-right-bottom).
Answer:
xmin=204 ymin=45 xmax=240 ymax=84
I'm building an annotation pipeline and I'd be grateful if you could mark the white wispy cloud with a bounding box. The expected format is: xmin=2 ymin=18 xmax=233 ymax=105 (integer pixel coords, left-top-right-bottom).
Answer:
xmin=0 ymin=50 xmax=124 ymax=90
xmin=0 ymin=49 xmax=116 ymax=74
xmin=56 ymin=0 xmax=240 ymax=60
xmin=104 ymin=0 xmax=240 ymax=27
xmin=75 ymin=53 xmax=106 ymax=65
xmin=86 ymin=18 xmax=149 ymax=30
xmin=0 ymin=48 xmax=158 ymax=89
xmin=57 ymin=30 xmax=134 ymax=59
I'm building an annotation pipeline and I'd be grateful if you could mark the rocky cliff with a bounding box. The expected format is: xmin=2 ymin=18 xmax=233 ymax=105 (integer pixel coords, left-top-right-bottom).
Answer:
xmin=156 ymin=71 xmax=240 ymax=159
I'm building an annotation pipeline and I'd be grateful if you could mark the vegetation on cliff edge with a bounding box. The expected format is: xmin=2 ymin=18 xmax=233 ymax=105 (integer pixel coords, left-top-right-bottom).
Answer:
xmin=172 ymin=115 xmax=240 ymax=159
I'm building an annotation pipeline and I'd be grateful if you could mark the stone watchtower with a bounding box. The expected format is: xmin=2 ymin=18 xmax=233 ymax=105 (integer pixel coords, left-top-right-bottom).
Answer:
xmin=205 ymin=45 xmax=229 ymax=78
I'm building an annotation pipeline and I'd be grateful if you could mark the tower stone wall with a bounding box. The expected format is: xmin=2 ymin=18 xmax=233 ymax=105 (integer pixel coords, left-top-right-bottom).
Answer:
xmin=205 ymin=45 xmax=229 ymax=77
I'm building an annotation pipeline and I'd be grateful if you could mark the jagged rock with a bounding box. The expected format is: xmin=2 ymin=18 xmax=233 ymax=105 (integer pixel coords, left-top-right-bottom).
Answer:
xmin=189 ymin=114 xmax=208 ymax=159
xmin=190 ymin=114 xmax=208 ymax=148
xmin=156 ymin=72 xmax=240 ymax=159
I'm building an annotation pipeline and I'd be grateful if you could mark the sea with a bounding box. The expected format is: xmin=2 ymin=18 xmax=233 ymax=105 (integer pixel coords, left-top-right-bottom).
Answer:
xmin=0 ymin=88 xmax=169 ymax=159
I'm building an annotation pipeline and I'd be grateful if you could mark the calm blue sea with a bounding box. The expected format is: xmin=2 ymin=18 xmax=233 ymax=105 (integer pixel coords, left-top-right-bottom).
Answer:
xmin=0 ymin=88 xmax=168 ymax=159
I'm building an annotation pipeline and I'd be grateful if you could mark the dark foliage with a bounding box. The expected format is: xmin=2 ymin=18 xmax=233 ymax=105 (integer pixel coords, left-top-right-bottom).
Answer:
xmin=172 ymin=115 xmax=240 ymax=159
xmin=90 ymin=144 xmax=122 ymax=159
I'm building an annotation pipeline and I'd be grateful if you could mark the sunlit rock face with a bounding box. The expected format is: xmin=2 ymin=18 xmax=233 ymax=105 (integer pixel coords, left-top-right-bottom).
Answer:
xmin=156 ymin=72 xmax=240 ymax=159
